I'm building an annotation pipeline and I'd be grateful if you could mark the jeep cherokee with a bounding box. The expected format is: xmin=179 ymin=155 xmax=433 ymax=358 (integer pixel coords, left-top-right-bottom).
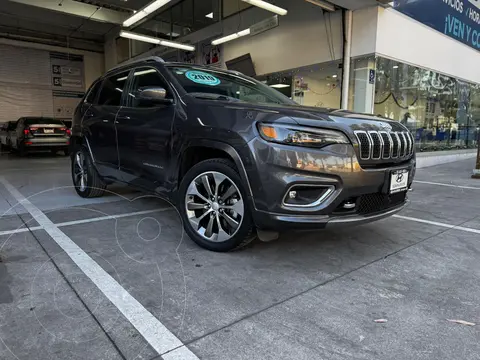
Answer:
xmin=70 ymin=56 xmax=415 ymax=252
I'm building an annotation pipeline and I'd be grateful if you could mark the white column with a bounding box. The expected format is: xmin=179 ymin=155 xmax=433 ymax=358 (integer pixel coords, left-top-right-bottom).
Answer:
xmin=353 ymin=58 xmax=376 ymax=114
xmin=341 ymin=10 xmax=353 ymax=110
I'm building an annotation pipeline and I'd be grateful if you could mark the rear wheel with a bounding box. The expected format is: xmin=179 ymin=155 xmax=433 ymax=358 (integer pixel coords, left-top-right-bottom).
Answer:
xmin=18 ymin=143 xmax=27 ymax=156
xmin=72 ymin=147 xmax=106 ymax=198
xmin=51 ymin=149 xmax=58 ymax=156
xmin=178 ymin=159 xmax=256 ymax=252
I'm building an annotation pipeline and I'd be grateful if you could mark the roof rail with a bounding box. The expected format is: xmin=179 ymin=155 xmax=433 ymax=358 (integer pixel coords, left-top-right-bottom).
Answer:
xmin=106 ymin=56 xmax=165 ymax=74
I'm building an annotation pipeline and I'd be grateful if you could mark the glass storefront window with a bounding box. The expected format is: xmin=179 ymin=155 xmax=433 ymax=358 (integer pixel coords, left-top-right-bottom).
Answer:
xmin=374 ymin=56 xmax=478 ymax=151
xmin=349 ymin=55 xmax=479 ymax=151
xmin=261 ymin=62 xmax=342 ymax=108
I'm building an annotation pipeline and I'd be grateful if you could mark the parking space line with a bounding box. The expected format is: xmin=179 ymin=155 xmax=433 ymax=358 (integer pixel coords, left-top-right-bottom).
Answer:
xmin=393 ymin=215 xmax=480 ymax=234
xmin=55 ymin=208 xmax=174 ymax=228
xmin=0 ymin=176 xmax=199 ymax=359
xmin=162 ymin=346 xmax=203 ymax=360
xmin=0 ymin=226 xmax=43 ymax=236
xmin=414 ymin=180 xmax=480 ymax=190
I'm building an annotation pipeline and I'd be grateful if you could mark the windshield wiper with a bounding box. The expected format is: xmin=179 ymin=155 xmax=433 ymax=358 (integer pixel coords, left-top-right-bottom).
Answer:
xmin=189 ymin=92 xmax=242 ymax=102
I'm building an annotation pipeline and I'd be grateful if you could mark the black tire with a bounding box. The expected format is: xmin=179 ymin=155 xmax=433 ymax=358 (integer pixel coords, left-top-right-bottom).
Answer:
xmin=51 ymin=149 xmax=58 ymax=156
xmin=71 ymin=146 xmax=106 ymax=198
xmin=18 ymin=143 xmax=27 ymax=157
xmin=178 ymin=158 xmax=256 ymax=252
xmin=64 ymin=148 xmax=70 ymax=156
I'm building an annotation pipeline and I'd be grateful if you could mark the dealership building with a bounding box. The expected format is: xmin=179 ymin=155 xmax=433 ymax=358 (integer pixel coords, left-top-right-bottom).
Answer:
xmin=0 ymin=0 xmax=479 ymax=153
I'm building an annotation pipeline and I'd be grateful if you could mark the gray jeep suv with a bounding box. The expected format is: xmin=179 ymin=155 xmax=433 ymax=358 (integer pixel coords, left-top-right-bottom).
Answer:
xmin=70 ymin=57 xmax=415 ymax=252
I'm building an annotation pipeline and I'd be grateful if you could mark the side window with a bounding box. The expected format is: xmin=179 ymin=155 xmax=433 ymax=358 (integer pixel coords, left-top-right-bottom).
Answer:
xmin=97 ymin=70 xmax=130 ymax=106
xmin=130 ymin=67 xmax=172 ymax=108
xmin=85 ymin=81 xmax=102 ymax=104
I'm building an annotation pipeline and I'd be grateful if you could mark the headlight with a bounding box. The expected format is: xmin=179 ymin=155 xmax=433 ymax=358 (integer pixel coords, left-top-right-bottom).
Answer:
xmin=258 ymin=123 xmax=349 ymax=148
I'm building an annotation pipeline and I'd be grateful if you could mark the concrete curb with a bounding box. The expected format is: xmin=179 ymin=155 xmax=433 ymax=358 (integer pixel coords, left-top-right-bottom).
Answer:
xmin=416 ymin=149 xmax=477 ymax=169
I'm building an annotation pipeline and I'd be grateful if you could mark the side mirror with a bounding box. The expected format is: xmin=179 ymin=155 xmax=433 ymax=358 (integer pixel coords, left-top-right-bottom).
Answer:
xmin=136 ymin=87 xmax=173 ymax=105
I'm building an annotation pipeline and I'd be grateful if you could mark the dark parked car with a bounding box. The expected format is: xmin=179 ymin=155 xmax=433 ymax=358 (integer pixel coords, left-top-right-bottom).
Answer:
xmin=70 ymin=57 xmax=415 ymax=252
xmin=10 ymin=117 xmax=71 ymax=156
xmin=0 ymin=121 xmax=16 ymax=151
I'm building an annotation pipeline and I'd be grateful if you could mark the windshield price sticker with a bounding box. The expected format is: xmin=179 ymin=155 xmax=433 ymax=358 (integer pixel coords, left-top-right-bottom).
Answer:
xmin=185 ymin=71 xmax=221 ymax=86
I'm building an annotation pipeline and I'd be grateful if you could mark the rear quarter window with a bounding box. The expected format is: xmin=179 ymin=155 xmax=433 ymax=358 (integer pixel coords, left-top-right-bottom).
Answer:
xmin=85 ymin=81 xmax=102 ymax=104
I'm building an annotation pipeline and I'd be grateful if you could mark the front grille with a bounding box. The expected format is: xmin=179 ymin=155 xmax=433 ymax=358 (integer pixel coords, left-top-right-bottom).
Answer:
xmin=355 ymin=131 xmax=414 ymax=161
xmin=357 ymin=192 xmax=407 ymax=215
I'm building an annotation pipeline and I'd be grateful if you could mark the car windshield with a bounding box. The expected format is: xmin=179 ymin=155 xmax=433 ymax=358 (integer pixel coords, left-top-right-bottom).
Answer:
xmin=166 ymin=66 xmax=295 ymax=105
xmin=24 ymin=118 xmax=64 ymax=126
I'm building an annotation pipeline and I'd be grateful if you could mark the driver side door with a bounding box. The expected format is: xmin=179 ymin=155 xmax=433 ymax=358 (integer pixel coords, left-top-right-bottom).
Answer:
xmin=116 ymin=67 xmax=177 ymax=192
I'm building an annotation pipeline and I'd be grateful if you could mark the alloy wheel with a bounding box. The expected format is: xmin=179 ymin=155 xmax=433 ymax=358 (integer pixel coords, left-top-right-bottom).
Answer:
xmin=73 ymin=151 xmax=88 ymax=192
xmin=185 ymin=171 xmax=244 ymax=242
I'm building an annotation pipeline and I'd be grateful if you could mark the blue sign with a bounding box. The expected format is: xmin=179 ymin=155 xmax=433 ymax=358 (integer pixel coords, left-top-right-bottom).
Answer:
xmin=185 ymin=71 xmax=221 ymax=86
xmin=369 ymin=69 xmax=376 ymax=84
xmin=392 ymin=0 xmax=480 ymax=51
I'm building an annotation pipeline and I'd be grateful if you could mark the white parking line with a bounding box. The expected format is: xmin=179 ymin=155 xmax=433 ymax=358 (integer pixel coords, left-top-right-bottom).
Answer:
xmin=0 ymin=208 xmax=173 ymax=237
xmin=0 ymin=176 xmax=199 ymax=359
xmin=414 ymin=180 xmax=480 ymax=190
xmin=393 ymin=215 xmax=480 ymax=235
xmin=55 ymin=208 xmax=173 ymax=227
xmin=0 ymin=226 xmax=42 ymax=236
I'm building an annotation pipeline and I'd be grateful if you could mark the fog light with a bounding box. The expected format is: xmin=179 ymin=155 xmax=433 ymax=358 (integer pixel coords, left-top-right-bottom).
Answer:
xmin=343 ymin=202 xmax=356 ymax=209
xmin=283 ymin=185 xmax=335 ymax=208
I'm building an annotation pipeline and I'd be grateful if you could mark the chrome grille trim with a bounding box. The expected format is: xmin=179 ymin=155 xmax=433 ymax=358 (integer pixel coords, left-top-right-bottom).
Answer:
xmin=355 ymin=131 xmax=371 ymax=160
xmin=354 ymin=130 xmax=414 ymax=161
xmin=368 ymin=131 xmax=382 ymax=160
xmin=379 ymin=131 xmax=392 ymax=159
xmin=392 ymin=132 xmax=401 ymax=158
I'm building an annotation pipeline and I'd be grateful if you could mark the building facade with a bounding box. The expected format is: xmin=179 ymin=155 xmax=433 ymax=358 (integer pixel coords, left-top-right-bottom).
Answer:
xmin=106 ymin=0 xmax=480 ymax=152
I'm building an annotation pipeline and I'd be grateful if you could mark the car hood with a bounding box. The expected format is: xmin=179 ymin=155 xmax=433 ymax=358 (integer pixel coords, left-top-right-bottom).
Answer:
xmin=188 ymin=100 xmax=408 ymax=144
xmin=215 ymin=102 xmax=406 ymax=132
xmin=248 ymin=104 xmax=406 ymax=132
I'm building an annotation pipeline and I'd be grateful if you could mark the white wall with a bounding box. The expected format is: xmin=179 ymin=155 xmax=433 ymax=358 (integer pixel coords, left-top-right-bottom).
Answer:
xmin=0 ymin=38 xmax=104 ymax=89
xmin=222 ymin=0 xmax=343 ymax=75
xmin=121 ymin=0 xmax=343 ymax=76
xmin=375 ymin=7 xmax=480 ymax=84
xmin=351 ymin=5 xmax=377 ymax=57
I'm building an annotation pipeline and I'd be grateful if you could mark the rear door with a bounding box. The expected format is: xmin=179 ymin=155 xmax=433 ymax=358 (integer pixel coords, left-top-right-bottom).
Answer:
xmin=116 ymin=66 xmax=176 ymax=191
xmin=0 ymin=123 xmax=6 ymax=145
xmin=7 ymin=121 xmax=17 ymax=147
xmin=82 ymin=69 xmax=130 ymax=178
xmin=10 ymin=118 xmax=22 ymax=149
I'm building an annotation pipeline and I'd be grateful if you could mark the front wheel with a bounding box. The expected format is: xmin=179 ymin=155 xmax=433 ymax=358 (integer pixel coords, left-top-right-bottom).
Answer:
xmin=71 ymin=147 xmax=106 ymax=198
xmin=178 ymin=159 xmax=256 ymax=252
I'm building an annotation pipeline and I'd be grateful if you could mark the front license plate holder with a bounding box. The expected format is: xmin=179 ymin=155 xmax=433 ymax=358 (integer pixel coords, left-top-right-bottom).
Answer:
xmin=388 ymin=169 xmax=409 ymax=194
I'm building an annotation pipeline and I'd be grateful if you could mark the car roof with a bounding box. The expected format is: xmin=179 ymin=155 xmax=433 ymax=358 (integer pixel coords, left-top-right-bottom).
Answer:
xmin=104 ymin=56 xmax=243 ymax=78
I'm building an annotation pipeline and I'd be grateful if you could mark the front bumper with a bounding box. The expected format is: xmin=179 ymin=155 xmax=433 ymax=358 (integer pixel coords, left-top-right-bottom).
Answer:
xmin=253 ymin=201 xmax=407 ymax=230
xmin=242 ymin=138 xmax=415 ymax=230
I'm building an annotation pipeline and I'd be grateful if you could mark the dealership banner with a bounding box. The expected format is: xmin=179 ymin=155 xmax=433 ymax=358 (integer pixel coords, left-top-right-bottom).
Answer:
xmin=392 ymin=0 xmax=480 ymax=51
